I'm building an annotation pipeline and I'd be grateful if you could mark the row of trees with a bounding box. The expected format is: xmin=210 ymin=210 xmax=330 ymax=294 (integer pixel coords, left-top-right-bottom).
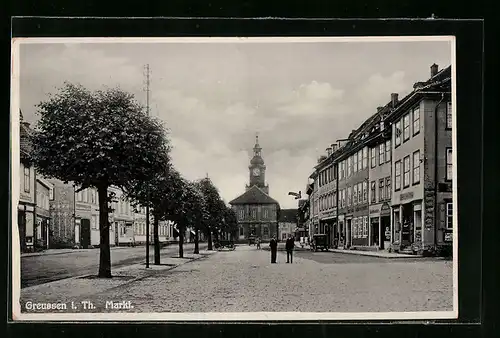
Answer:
xmin=29 ymin=82 xmax=238 ymax=278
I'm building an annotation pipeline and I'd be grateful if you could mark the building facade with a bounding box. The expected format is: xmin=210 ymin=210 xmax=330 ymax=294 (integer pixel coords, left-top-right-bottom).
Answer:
xmin=229 ymin=136 xmax=280 ymax=242
xmin=316 ymin=145 xmax=338 ymax=248
xmin=35 ymin=177 xmax=53 ymax=250
xmin=278 ymin=209 xmax=298 ymax=241
xmin=388 ymin=64 xmax=452 ymax=254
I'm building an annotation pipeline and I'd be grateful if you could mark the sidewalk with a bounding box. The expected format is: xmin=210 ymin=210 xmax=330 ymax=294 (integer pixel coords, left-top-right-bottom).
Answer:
xmin=20 ymin=250 xmax=217 ymax=308
xmin=21 ymin=246 xmax=135 ymax=258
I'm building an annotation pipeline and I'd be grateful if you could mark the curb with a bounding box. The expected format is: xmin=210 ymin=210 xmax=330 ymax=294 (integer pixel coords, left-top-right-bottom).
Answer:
xmin=328 ymin=249 xmax=423 ymax=259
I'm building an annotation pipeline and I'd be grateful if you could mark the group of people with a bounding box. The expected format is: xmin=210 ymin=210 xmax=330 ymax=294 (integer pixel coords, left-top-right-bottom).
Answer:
xmin=268 ymin=234 xmax=295 ymax=264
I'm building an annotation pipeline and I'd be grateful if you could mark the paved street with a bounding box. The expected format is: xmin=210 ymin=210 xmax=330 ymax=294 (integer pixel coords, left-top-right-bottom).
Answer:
xmin=21 ymin=243 xmax=206 ymax=288
xmin=21 ymin=244 xmax=453 ymax=313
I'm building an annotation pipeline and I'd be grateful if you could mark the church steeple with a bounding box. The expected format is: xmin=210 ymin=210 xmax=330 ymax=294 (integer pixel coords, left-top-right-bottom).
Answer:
xmin=247 ymin=133 xmax=268 ymax=194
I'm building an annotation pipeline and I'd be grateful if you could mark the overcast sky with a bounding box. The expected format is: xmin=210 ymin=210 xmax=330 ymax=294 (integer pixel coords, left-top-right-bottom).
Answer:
xmin=18 ymin=38 xmax=451 ymax=209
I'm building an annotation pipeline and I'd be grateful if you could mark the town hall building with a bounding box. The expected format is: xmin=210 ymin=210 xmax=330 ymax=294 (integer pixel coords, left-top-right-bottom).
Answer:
xmin=229 ymin=135 xmax=280 ymax=242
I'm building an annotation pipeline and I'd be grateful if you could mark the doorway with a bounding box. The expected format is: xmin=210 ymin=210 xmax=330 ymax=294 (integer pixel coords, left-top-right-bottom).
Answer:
xmin=380 ymin=216 xmax=390 ymax=249
xmin=371 ymin=218 xmax=379 ymax=247
xmin=18 ymin=210 xmax=26 ymax=252
xmin=80 ymin=218 xmax=91 ymax=249
xmin=401 ymin=203 xmax=414 ymax=246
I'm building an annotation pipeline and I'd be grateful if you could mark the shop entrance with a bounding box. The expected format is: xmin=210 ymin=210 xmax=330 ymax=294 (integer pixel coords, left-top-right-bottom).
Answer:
xmin=380 ymin=215 xmax=391 ymax=249
xmin=346 ymin=218 xmax=352 ymax=248
xmin=401 ymin=203 xmax=414 ymax=246
xmin=370 ymin=218 xmax=379 ymax=247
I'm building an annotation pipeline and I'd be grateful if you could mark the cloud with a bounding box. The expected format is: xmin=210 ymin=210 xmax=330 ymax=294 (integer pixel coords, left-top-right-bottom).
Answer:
xmin=18 ymin=41 xmax=451 ymax=208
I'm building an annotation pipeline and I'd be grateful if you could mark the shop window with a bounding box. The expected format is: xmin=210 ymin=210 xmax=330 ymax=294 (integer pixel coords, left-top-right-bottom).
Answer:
xmin=413 ymin=150 xmax=421 ymax=184
xmin=24 ymin=167 xmax=30 ymax=193
xmin=446 ymin=203 xmax=453 ymax=229
xmin=371 ymin=147 xmax=377 ymax=168
xmin=353 ymin=219 xmax=358 ymax=238
xmin=385 ymin=140 xmax=391 ymax=163
xmin=263 ymin=227 xmax=269 ymax=237
xmin=403 ymin=113 xmax=411 ymax=142
xmin=395 ymin=161 xmax=401 ymax=191
xmin=363 ymin=216 xmax=368 ymax=238
xmin=413 ymin=106 xmax=420 ymax=136
xmin=370 ymin=181 xmax=376 ymax=203
xmin=403 ymin=156 xmax=410 ymax=188
xmin=395 ymin=120 xmax=402 ymax=147
xmin=358 ymin=217 xmax=363 ymax=238
xmin=446 ymin=102 xmax=452 ymax=129
xmin=446 ymin=148 xmax=453 ymax=181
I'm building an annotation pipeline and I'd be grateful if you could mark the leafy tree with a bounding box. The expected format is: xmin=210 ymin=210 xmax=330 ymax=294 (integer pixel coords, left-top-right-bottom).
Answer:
xmin=197 ymin=178 xmax=226 ymax=250
xmin=30 ymin=83 xmax=170 ymax=277
xmin=126 ymin=166 xmax=188 ymax=265
xmin=223 ymin=207 xmax=239 ymax=241
xmin=189 ymin=181 xmax=209 ymax=254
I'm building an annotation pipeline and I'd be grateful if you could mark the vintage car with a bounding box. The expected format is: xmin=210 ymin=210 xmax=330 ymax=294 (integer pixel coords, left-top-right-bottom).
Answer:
xmin=311 ymin=234 xmax=329 ymax=252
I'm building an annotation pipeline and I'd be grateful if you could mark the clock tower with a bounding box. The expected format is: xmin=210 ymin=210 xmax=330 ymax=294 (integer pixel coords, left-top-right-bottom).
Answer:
xmin=247 ymin=134 xmax=269 ymax=194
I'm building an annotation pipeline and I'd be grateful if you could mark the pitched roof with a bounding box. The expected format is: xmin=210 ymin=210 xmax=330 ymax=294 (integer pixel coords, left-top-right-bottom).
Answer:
xmin=279 ymin=208 xmax=297 ymax=222
xmin=20 ymin=117 xmax=32 ymax=158
xmin=229 ymin=185 xmax=279 ymax=205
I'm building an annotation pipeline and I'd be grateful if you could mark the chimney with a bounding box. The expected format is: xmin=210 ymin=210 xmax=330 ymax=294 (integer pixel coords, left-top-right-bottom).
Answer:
xmin=431 ymin=63 xmax=439 ymax=77
xmin=331 ymin=143 xmax=338 ymax=152
xmin=326 ymin=147 xmax=332 ymax=156
xmin=391 ymin=93 xmax=399 ymax=108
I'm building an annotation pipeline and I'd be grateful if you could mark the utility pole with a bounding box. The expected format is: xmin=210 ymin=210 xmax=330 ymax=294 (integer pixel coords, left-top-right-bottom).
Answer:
xmin=145 ymin=64 xmax=151 ymax=269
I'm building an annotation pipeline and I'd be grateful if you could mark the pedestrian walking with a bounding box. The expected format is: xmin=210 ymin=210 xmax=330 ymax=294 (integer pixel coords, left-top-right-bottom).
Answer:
xmin=256 ymin=237 xmax=261 ymax=250
xmin=269 ymin=236 xmax=278 ymax=263
xmin=285 ymin=234 xmax=294 ymax=263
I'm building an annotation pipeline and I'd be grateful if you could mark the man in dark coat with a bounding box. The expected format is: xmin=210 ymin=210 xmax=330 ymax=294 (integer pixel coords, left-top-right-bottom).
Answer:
xmin=285 ymin=235 xmax=295 ymax=263
xmin=269 ymin=236 xmax=278 ymax=263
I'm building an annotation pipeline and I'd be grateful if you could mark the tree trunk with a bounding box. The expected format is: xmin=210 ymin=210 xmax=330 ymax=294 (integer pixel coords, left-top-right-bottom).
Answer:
xmin=97 ymin=186 xmax=112 ymax=278
xmin=207 ymin=227 xmax=213 ymax=251
xmin=153 ymin=213 xmax=160 ymax=265
xmin=178 ymin=226 xmax=184 ymax=258
xmin=194 ymin=228 xmax=199 ymax=254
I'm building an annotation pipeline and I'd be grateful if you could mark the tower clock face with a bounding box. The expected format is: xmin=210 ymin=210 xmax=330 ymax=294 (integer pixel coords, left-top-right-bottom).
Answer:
xmin=253 ymin=168 xmax=260 ymax=176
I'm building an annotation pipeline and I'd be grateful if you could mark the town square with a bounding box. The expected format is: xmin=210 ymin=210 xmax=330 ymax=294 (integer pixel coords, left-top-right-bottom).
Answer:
xmin=13 ymin=37 xmax=455 ymax=317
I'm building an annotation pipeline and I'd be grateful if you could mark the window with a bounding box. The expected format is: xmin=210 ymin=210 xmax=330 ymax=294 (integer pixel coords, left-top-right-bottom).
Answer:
xmin=363 ymin=216 xmax=368 ymax=238
xmin=413 ymin=106 xmax=420 ymax=136
xmin=447 ymin=102 xmax=452 ymax=129
xmin=353 ymin=219 xmax=358 ymax=238
xmin=353 ymin=154 xmax=358 ymax=173
xmin=238 ymin=209 xmax=244 ymax=220
xmin=239 ymin=226 xmax=244 ymax=236
xmin=24 ymin=167 xmax=30 ymax=192
xmin=348 ymin=157 xmax=352 ymax=176
xmin=379 ymin=179 xmax=385 ymax=201
xmin=385 ymin=177 xmax=391 ymax=200
xmin=395 ymin=161 xmax=401 ymax=191
xmin=395 ymin=120 xmax=402 ymax=146
xmin=358 ymin=183 xmax=362 ymax=203
xmin=341 ymin=161 xmax=345 ymax=179
xmin=371 ymin=147 xmax=376 ymax=168
xmin=379 ymin=142 xmax=385 ymax=165
xmin=353 ymin=185 xmax=357 ymax=205
xmin=446 ymin=148 xmax=453 ymax=180
xmin=264 ymin=208 xmax=268 ymax=219
xmin=252 ymin=208 xmax=257 ymax=219
xmin=446 ymin=203 xmax=453 ymax=229
xmin=403 ymin=114 xmax=411 ymax=142
xmin=362 ymin=147 xmax=368 ymax=169
xmin=370 ymin=181 xmax=376 ymax=203
xmin=49 ymin=187 xmax=54 ymax=201
xmin=363 ymin=181 xmax=368 ymax=202
xmin=342 ymin=189 xmax=346 ymax=208
xmin=413 ymin=150 xmax=421 ymax=184
xmin=358 ymin=150 xmax=363 ymax=171
xmin=385 ymin=140 xmax=391 ymax=163
xmin=403 ymin=156 xmax=410 ymax=188
xmin=358 ymin=217 xmax=363 ymax=238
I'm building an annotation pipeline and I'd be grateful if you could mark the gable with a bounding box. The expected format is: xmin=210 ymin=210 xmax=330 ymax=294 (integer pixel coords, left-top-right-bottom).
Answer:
xmin=229 ymin=185 xmax=279 ymax=205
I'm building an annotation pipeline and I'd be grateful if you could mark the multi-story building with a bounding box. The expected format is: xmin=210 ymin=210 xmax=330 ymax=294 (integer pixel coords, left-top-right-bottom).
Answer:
xmin=315 ymin=145 xmax=338 ymax=247
xmin=230 ymin=136 xmax=280 ymax=242
xmin=295 ymin=199 xmax=309 ymax=240
xmin=307 ymin=171 xmax=319 ymax=238
xmin=278 ymin=208 xmax=297 ymax=241
xmin=18 ymin=112 xmax=36 ymax=253
xmin=387 ymin=64 xmax=452 ymax=254
xmin=367 ymin=103 xmax=393 ymax=250
xmin=109 ymin=187 xmax=135 ymax=246
xmin=336 ymin=133 xmax=371 ymax=248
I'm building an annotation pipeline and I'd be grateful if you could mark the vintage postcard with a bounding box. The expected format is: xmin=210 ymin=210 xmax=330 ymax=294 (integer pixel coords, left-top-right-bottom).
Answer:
xmin=11 ymin=36 xmax=458 ymax=321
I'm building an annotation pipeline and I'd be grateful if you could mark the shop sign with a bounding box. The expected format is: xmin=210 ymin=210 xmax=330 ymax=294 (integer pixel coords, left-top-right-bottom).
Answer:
xmin=380 ymin=202 xmax=391 ymax=216
xmin=369 ymin=205 xmax=381 ymax=215
xmin=400 ymin=191 xmax=414 ymax=202
xmin=444 ymin=232 xmax=453 ymax=242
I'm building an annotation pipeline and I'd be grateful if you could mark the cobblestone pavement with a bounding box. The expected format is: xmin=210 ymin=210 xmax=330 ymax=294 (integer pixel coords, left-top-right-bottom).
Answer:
xmin=294 ymin=250 xmax=451 ymax=264
xmin=20 ymin=244 xmax=453 ymax=313
xmin=21 ymin=243 xmax=206 ymax=288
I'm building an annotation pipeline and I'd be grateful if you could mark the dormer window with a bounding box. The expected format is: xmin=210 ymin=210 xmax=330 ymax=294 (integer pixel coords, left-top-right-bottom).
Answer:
xmin=380 ymin=121 xmax=385 ymax=131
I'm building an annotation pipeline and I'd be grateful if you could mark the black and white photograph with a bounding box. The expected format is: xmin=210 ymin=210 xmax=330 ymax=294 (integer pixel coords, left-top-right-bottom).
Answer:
xmin=11 ymin=36 xmax=457 ymax=321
